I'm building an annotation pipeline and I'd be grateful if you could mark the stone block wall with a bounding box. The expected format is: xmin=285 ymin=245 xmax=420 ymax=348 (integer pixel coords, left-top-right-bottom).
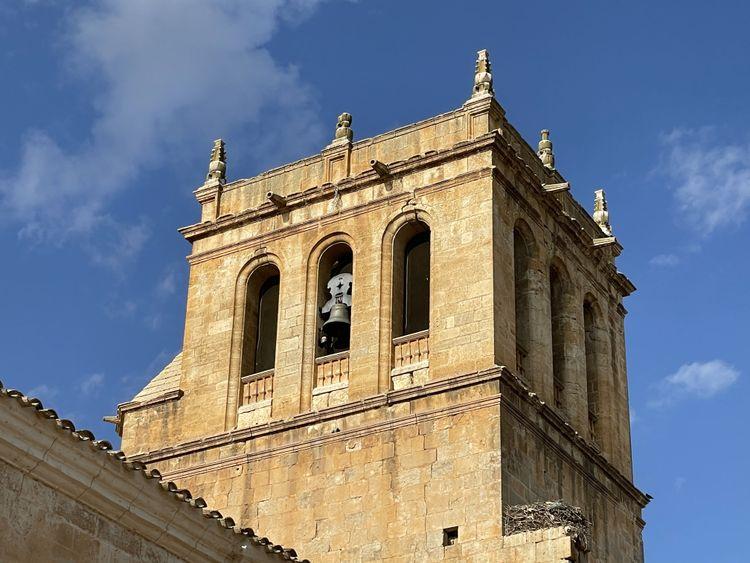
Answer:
xmin=119 ymin=90 xmax=646 ymax=561
xmin=500 ymin=375 xmax=646 ymax=563
xmin=0 ymin=458 xmax=180 ymax=563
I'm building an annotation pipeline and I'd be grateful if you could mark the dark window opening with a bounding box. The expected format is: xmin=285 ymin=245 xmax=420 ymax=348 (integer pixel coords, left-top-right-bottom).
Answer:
xmin=318 ymin=247 xmax=353 ymax=356
xmin=253 ymin=275 xmax=280 ymax=373
xmin=442 ymin=526 xmax=458 ymax=547
xmin=403 ymin=231 xmax=430 ymax=335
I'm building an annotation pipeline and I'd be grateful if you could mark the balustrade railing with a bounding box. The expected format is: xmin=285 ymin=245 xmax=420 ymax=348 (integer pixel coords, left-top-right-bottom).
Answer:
xmin=315 ymin=351 xmax=350 ymax=388
xmin=392 ymin=329 xmax=430 ymax=369
xmin=240 ymin=368 xmax=274 ymax=406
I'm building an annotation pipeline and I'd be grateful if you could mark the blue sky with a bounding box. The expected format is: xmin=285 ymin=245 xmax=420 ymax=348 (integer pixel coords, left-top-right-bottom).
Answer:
xmin=1 ymin=2 xmax=748 ymax=560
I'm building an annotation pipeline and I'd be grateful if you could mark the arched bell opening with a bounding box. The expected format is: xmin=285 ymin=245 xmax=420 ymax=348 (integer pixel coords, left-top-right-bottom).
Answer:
xmin=390 ymin=221 xmax=431 ymax=383
xmin=316 ymin=243 xmax=354 ymax=357
xmin=392 ymin=222 xmax=431 ymax=339
xmin=238 ymin=263 xmax=280 ymax=410
xmin=241 ymin=264 xmax=281 ymax=377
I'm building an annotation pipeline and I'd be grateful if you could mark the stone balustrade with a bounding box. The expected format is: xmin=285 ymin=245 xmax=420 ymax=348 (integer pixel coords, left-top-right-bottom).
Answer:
xmin=315 ymin=351 xmax=350 ymax=388
xmin=391 ymin=330 xmax=430 ymax=390
xmin=393 ymin=329 xmax=430 ymax=368
xmin=240 ymin=369 xmax=274 ymax=405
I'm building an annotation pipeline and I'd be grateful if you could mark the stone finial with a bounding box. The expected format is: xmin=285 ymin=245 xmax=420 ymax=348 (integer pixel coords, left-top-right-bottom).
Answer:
xmin=537 ymin=130 xmax=555 ymax=170
xmin=334 ymin=112 xmax=353 ymax=143
xmin=206 ymin=139 xmax=226 ymax=183
xmin=593 ymin=189 xmax=612 ymax=235
xmin=472 ymin=49 xmax=494 ymax=98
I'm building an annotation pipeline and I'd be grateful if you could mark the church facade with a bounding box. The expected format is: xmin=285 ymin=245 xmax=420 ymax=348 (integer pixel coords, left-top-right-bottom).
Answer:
xmin=114 ymin=50 xmax=648 ymax=562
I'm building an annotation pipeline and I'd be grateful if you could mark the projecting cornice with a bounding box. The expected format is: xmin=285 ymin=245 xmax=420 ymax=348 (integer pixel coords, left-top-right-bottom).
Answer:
xmin=128 ymin=366 xmax=650 ymax=509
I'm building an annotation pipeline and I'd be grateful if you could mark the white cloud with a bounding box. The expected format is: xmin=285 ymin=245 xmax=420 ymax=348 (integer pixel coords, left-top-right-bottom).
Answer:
xmin=650 ymin=253 xmax=680 ymax=267
xmin=0 ymin=0 xmax=327 ymax=264
xmin=80 ymin=373 xmax=105 ymax=395
xmin=27 ymin=384 xmax=59 ymax=401
xmin=661 ymin=128 xmax=750 ymax=234
xmin=156 ymin=267 xmax=179 ymax=298
xmin=650 ymin=360 xmax=739 ymax=407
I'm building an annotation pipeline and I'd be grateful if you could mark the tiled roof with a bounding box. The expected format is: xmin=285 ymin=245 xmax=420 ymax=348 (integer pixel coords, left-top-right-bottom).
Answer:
xmin=0 ymin=378 xmax=308 ymax=563
xmin=133 ymin=352 xmax=183 ymax=403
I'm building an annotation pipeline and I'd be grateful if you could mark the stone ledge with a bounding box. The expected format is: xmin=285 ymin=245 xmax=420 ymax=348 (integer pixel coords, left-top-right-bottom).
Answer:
xmin=390 ymin=360 xmax=429 ymax=377
xmin=311 ymin=381 xmax=349 ymax=396
xmin=237 ymin=398 xmax=272 ymax=413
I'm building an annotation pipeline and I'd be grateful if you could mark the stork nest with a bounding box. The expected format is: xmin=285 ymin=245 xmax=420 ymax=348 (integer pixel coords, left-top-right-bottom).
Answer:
xmin=504 ymin=501 xmax=591 ymax=551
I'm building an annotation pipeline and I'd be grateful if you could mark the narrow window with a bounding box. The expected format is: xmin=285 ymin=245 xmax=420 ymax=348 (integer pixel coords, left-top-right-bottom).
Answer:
xmin=513 ymin=228 xmax=531 ymax=377
xmin=550 ymin=265 xmax=566 ymax=411
xmin=403 ymin=231 xmax=430 ymax=335
xmin=392 ymin=222 xmax=430 ymax=338
xmin=241 ymin=265 xmax=281 ymax=378
xmin=253 ymin=275 xmax=280 ymax=373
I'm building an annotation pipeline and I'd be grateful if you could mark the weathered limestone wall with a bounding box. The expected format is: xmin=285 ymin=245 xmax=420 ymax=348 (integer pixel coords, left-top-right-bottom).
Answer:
xmin=0 ymin=458 xmax=180 ymax=563
xmin=489 ymin=151 xmax=633 ymax=476
xmin=122 ymin=140 xmax=500 ymax=453
xmin=500 ymin=376 xmax=646 ymax=563
xmin=216 ymin=108 xmax=471 ymax=218
xmin=141 ymin=376 xmax=505 ymax=562
xmin=118 ymin=75 xmax=645 ymax=561
xmin=494 ymin=527 xmax=580 ymax=563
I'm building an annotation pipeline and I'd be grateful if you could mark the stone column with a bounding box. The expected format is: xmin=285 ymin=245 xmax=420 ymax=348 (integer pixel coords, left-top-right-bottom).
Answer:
xmin=563 ymin=286 xmax=588 ymax=434
xmin=525 ymin=257 xmax=553 ymax=403
xmin=612 ymin=303 xmax=634 ymax=478
xmin=588 ymin=305 xmax=616 ymax=457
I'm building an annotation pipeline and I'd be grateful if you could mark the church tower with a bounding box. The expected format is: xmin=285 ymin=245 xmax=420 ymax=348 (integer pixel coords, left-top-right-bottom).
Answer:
xmin=114 ymin=50 xmax=648 ymax=562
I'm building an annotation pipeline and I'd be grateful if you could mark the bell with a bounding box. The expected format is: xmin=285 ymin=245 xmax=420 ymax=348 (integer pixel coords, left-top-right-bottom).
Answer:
xmin=323 ymin=301 xmax=351 ymax=342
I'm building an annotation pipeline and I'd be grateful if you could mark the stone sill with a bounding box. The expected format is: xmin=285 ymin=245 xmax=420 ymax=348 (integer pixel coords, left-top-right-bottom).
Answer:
xmin=391 ymin=360 xmax=429 ymax=377
xmin=312 ymin=381 xmax=349 ymax=396
xmin=238 ymin=398 xmax=272 ymax=414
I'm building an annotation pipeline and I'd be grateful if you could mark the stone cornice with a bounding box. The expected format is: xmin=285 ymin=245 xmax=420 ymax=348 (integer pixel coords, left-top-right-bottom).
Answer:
xmin=107 ymin=390 xmax=184 ymax=436
xmin=196 ymin=106 xmax=469 ymax=200
xmin=492 ymin=166 xmax=632 ymax=299
xmin=131 ymin=366 xmax=650 ymax=508
xmin=180 ymin=132 xmax=498 ymax=244
xmin=185 ymin=164 xmax=496 ymax=266
xmin=132 ymin=367 xmax=505 ymax=463
xmin=498 ymin=370 xmax=650 ymax=508
xmin=118 ymin=389 xmax=184 ymax=414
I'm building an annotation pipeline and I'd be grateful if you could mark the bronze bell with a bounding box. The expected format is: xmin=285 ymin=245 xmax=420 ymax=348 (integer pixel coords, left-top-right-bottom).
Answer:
xmin=323 ymin=301 xmax=351 ymax=341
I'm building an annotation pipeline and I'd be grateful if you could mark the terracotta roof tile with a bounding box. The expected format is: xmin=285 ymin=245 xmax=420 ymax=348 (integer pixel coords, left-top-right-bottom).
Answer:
xmin=0 ymin=378 xmax=308 ymax=563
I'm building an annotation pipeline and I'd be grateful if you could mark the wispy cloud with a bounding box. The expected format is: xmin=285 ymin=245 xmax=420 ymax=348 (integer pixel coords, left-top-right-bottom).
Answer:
xmin=27 ymin=384 xmax=59 ymax=402
xmin=120 ymin=348 xmax=175 ymax=396
xmin=650 ymin=253 xmax=680 ymax=267
xmin=80 ymin=373 xmax=105 ymax=395
xmin=155 ymin=266 xmax=180 ymax=298
xmin=650 ymin=360 xmax=739 ymax=407
xmin=0 ymin=0 xmax=327 ymax=265
xmin=661 ymin=128 xmax=750 ymax=234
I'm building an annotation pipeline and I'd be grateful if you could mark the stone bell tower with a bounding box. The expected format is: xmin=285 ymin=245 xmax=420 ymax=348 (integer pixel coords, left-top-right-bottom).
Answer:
xmin=113 ymin=50 xmax=648 ymax=562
